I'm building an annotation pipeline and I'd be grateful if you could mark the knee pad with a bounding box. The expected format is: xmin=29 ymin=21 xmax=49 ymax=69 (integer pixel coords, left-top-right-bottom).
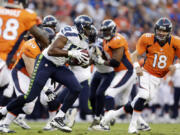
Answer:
xmin=124 ymin=102 xmax=133 ymax=114
xmin=134 ymin=98 xmax=146 ymax=112
xmin=22 ymin=97 xmax=38 ymax=115
xmin=3 ymin=84 xmax=14 ymax=98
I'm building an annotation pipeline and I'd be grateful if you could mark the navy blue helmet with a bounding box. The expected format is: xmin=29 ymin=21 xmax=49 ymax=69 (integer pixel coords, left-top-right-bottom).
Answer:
xmin=74 ymin=15 xmax=94 ymax=40
xmin=100 ymin=19 xmax=116 ymax=40
xmin=88 ymin=25 xmax=98 ymax=43
xmin=154 ymin=17 xmax=172 ymax=42
xmin=43 ymin=15 xmax=58 ymax=32
xmin=43 ymin=27 xmax=55 ymax=43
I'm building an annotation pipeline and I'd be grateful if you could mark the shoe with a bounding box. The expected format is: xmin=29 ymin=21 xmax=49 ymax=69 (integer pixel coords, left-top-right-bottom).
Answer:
xmin=137 ymin=116 xmax=151 ymax=131
xmin=43 ymin=120 xmax=55 ymax=131
xmin=91 ymin=124 xmax=110 ymax=131
xmin=128 ymin=121 xmax=139 ymax=134
xmin=65 ymin=108 xmax=78 ymax=128
xmin=0 ymin=124 xmax=16 ymax=133
xmin=88 ymin=119 xmax=100 ymax=131
xmin=50 ymin=117 xmax=72 ymax=132
xmin=100 ymin=110 xmax=115 ymax=127
xmin=13 ymin=117 xmax=31 ymax=129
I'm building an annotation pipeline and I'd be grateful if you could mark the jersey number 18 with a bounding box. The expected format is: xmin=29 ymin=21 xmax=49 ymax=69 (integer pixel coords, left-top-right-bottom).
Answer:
xmin=153 ymin=54 xmax=167 ymax=69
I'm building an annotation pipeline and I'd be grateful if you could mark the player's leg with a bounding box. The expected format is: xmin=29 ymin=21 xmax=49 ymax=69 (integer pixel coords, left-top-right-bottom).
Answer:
xmin=50 ymin=66 xmax=82 ymax=132
xmin=89 ymin=71 xmax=101 ymax=115
xmin=79 ymin=80 xmax=92 ymax=119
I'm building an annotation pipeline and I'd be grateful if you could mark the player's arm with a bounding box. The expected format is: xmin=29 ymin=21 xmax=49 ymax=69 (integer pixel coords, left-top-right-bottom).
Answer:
xmin=104 ymin=47 xmax=124 ymax=67
xmin=22 ymin=54 xmax=35 ymax=77
xmin=29 ymin=25 xmax=49 ymax=48
xmin=48 ymin=35 xmax=69 ymax=57
xmin=48 ymin=35 xmax=89 ymax=63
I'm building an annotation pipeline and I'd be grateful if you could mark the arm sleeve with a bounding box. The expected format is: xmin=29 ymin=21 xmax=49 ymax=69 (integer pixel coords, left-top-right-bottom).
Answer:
xmin=110 ymin=36 xmax=127 ymax=49
xmin=23 ymin=43 xmax=40 ymax=59
xmin=22 ymin=9 xmax=37 ymax=30
xmin=136 ymin=34 xmax=147 ymax=55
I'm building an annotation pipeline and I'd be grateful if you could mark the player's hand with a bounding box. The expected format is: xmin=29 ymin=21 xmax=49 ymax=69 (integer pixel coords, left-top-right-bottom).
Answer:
xmin=136 ymin=67 xmax=143 ymax=76
xmin=92 ymin=55 xmax=105 ymax=65
xmin=45 ymin=89 xmax=56 ymax=102
xmin=168 ymin=65 xmax=176 ymax=73
xmin=68 ymin=50 xmax=89 ymax=63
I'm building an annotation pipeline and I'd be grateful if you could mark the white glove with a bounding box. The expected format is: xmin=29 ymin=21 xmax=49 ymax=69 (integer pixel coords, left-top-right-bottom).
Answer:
xmin=68 ymin=50 xmax=89 ymax=64
xmin=93 ymin=55 xmax=105 ymax=65
xmin=45 ymin=89 xmax=56 ymax=102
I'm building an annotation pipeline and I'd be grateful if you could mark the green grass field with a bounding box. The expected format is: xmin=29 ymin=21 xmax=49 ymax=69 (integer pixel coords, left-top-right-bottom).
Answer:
xmin=7 ymin=122 xmax=180 ymax=135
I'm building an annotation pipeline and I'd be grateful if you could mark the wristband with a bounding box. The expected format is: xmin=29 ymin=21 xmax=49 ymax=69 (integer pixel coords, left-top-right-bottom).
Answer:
xmin=174 ymin=63 xmax=180 ymax=69
xmin=133 ymin=62 xmax=140 ymax=68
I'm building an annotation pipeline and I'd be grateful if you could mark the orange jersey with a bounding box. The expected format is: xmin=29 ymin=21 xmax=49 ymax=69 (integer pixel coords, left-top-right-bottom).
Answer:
xmin=136 ymin=33 xmax=180 ymax=78
xmin=13 ymin=38 xmax=41 ymax=76
xmin=0 ymin=7 xmax=37 ymax=64
xmin=103 ymin=33 xmax=133 ymax=72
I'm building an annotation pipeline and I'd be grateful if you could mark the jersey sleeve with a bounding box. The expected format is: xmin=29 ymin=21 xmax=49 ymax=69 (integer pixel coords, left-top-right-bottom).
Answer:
xmin=23 ymin=40 xmax=40 ymax=59
xmin=57 ymin=26 xmax=80 ymax=45
xmin=22 ymin=9 xmax=37 ymax=31
xmin=110 ymin=36 xmax=128 ymax=49
xmin=173 ymin=36 xmax=180 ymax=58
xmin=136 ymin=34 xmax=149 ymax=55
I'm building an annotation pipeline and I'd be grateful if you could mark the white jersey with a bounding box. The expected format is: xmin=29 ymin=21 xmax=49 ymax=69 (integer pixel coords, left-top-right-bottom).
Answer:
xmin=70 ymin=66 xmax=91 ymax=82
xmin=172 ymin=68 xmax=180 ymax=87
xmin=43 ymin=25 xmax=89 ymax=66
xmin=90 ymin=38 xmax=114 ymax=73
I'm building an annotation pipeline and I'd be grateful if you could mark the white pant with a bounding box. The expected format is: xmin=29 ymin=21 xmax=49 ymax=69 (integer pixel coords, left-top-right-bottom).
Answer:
xmin=131 ymin=71 xmax=161 ymax=107
xmin=0 ymin=59 xmax=14 ymax=98
xmin=105 ymin=70 xmax=136 ymax=106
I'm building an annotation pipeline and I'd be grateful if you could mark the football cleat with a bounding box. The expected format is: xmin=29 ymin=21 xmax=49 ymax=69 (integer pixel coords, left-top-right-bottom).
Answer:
xmin=43 ymin=120 xmax=55 ymax=131
xmin=100 ymin=110 xmax=115 ymax=127
xmin=0 ymin=124 xmax=16 ymax=133
xmin=91 ymin=124 xmax=110 ymax=131
xmin=50 ymin=117 xmax=72 ymax=132
xmin=65 ymin=108 xmax=78 ymax=128
xmin=88 ymin=119 xmax=100 ymax=131
xmin=138 ymin=123 xmax=151 ymax=131
xmin=13 ymin=117 xmax=31 ymax=129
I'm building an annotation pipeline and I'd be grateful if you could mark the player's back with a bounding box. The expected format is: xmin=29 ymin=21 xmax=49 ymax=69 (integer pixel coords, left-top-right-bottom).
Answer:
xmin=0 ymin=6 xmax=37 ymax=64
xmin=136 ymin=33 xmax=180 ymax=78
xmin=103 ymin=33 xmax=133 ymax=72
xmin=13 ymin=38 xmax=41 ymax=76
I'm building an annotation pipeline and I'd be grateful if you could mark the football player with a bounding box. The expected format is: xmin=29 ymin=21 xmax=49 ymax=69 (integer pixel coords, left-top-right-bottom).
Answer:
xmin=100 ymin=17 xmax=180 ymax=134
xmin=0 ymin=15 xmax=96 ymax=132
xmin=0 ymin=26 xmax=55 ymax=133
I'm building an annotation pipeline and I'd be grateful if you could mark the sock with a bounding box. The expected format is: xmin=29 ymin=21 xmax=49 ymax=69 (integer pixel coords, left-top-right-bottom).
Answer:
xmin=94 ymin=116 xmax=100 ymax=121
xmin=56 ymin=109 xmax=65 ymax=117
xmin=114 ymin=107 xmax=126 ymax=118
xmin=105 ymin=96 xmax=115 ymax=111
xmin=132 ymin=110 xmax=141 ymax=123
xmin=17 ymin=114 xmax=26 ymax=119
xmin=48 ymin=111 xmax=56 ymax=120
xmin=3 ymin=112 xmax=16 ymax=125
xmin=0 ymin=107 xmax=8 ymax=115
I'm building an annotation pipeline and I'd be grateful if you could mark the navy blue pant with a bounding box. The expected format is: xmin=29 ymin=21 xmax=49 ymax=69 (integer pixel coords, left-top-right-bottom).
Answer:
xmin=7 ymin=54 xmax=82 ymax=114
xmin=172 ymin=87 xmax=180 ymax=118
xmin=55 ymin=80 xmax=91 ymax=114
xmin=90 ymin=71 xmax=115 ymax=117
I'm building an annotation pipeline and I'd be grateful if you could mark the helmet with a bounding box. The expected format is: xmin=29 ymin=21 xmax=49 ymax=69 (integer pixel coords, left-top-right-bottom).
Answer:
xmin=43 ymin=27 xmax=55 ymax=43
xmin=74 ymin=15 xmax=93 ymax=41
xmin=42 ymin=15 xmax=58 ymax=32
xmin=100 ymin=19 xmax=116 ymax=40
xmin=154 ymin=17 xmax=172 ymax=42
xmin=3 ymin=0 xmax=28 ymax=8
xmin=88 ymin=25 xmax=98 ymax=44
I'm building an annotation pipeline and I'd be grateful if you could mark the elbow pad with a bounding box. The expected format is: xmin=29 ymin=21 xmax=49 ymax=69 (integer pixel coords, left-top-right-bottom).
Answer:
xmin=109 ymin=59 xmax=120 ymax=67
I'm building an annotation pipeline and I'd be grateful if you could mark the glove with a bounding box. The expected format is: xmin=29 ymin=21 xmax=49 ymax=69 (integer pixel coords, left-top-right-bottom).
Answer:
xmin=92 ymin=55 xmax=105 ymax=65
xmin=45 ymin=89 xmax=56 ymax=102
xmin=68 ymin=50 xmax=89 ymax=64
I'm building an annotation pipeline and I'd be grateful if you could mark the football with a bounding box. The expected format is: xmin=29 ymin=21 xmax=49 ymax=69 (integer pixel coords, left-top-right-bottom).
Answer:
xmin=68 ymin=49 xmax=89 ymax=65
